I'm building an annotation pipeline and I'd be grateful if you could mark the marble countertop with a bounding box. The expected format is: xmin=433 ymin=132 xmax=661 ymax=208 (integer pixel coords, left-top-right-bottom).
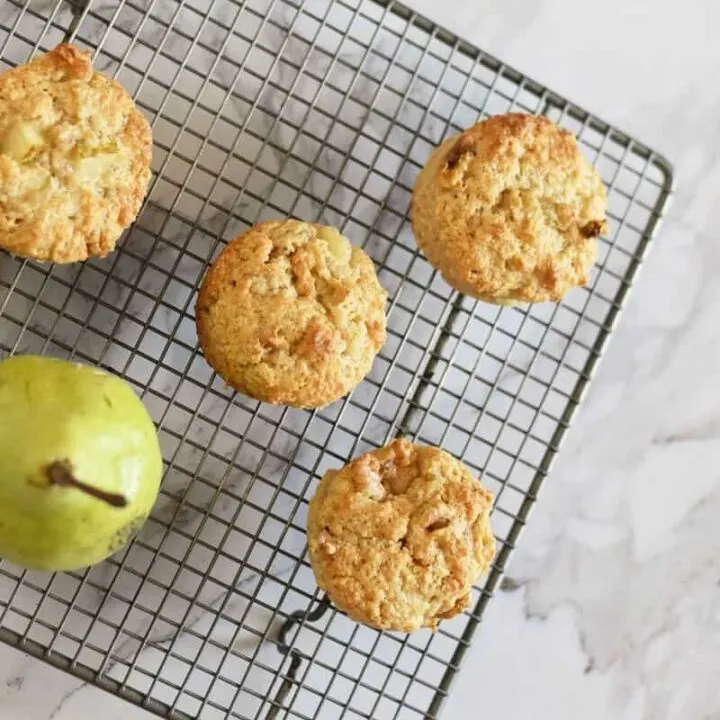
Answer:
xmin=2 ymin=0 xmax=718 ymax=718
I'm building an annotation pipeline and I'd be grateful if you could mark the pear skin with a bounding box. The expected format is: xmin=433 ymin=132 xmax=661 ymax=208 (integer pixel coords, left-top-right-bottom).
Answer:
xmin=0 ymin=355 xmax=163 ymax=571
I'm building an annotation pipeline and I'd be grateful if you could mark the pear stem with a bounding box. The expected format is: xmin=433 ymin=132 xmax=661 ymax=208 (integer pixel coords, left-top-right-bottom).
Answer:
xmin=45 ymin=460 xmax=128 ymax=509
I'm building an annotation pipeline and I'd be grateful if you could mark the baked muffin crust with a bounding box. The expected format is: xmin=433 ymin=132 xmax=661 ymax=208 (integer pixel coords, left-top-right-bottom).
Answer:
xmin=308 ymin=439 xmax=495 ymax=632
xmin=0 ymin=44 xmax=152 ymax=263
xmin=412 ymin=113 xmax=607 ymax=303
xmin=196 ymin=219 xmax=387 ymax=409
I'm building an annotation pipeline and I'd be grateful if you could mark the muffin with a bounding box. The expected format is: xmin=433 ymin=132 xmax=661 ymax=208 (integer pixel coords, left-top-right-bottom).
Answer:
xmin=412 ymin=113 xmax=607 ymax=304
xmin=0 ymin=44 xmax=152 ymax=263
xmin=196 ymin=219 xmax=387 ymax=409
xmin=307 ymin=438 xmax=495 ymax=632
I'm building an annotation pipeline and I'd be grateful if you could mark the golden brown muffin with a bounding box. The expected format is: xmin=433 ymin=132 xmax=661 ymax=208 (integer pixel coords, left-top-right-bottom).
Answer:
xmin=196 ymin=219 xmax=387 ymax=409
xmin=307 ymin=438 xmax=496 ymax=632
xmin=0 ymin=44 xmax=152 ymax=263
xmin=412 ymin=113 xmax=607 ymax=304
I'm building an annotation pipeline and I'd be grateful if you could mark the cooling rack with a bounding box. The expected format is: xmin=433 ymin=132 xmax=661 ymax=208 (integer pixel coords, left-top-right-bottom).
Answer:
xmin=0 ymin=0 xmax=673 ymax=718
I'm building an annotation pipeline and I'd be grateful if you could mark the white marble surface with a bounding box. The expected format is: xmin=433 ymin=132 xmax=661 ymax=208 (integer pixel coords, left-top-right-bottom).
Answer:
xmin=1 ymin=0 xmax=719 ymax=719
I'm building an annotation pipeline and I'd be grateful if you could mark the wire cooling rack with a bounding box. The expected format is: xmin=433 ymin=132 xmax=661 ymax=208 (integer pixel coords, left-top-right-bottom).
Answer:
xmin=0 ymin=0 xmax=673 ymax=718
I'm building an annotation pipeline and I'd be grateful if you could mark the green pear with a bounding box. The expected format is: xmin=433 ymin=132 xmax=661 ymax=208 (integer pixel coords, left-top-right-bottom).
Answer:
xmin=0 ymin=355 xmax=163 ymax=571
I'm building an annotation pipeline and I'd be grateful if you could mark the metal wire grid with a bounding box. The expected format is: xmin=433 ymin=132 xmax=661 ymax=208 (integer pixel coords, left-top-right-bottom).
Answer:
xmin=0 ymin=0 xmax=672 ymax=718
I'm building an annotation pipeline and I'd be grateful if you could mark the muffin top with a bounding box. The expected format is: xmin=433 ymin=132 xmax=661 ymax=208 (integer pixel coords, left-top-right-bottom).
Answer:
xmin=196 ymin=219 xmax=387 ymax=409
xmin=412 ymin=113 xmax=607 ymax=303
xmin=0 ymin=44 xmax=152 ymax=263
xmin=307 ymin=438 xmax=496 ymax=632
